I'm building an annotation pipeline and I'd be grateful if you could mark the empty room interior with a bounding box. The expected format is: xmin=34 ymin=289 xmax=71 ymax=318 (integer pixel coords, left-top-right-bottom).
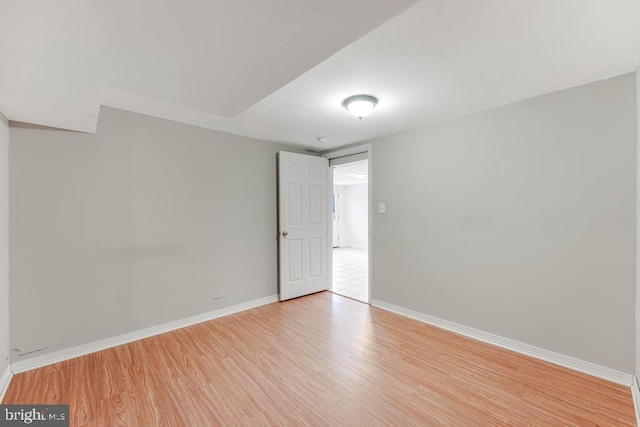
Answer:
xmin=1 ymin=1 xmax=640 ymax=425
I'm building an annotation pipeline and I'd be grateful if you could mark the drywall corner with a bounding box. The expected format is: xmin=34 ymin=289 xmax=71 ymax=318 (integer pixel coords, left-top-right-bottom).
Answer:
xmin=635 ymin=66 xmax=640 ymax=380
xmin=0 ymin=364 xmax=12 ymax=403
xmin=0 ymin=111 xmax=9 ymax=401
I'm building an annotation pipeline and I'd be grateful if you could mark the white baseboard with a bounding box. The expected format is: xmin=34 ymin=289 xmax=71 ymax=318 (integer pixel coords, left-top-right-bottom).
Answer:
xmin=12 ymin=294 xmax=278 ymax=374
xmin=0 ymin=363 xmax=13 ymax=403
xmin=631 ymin=377 xmax=640 ymax=425
xmin=371 ymin=299 xmax=634 ymax=386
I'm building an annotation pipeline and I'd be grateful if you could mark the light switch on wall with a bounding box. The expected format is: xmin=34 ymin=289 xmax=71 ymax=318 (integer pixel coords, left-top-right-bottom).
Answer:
xmin=379 ymin=202 xmax=386 ymax=214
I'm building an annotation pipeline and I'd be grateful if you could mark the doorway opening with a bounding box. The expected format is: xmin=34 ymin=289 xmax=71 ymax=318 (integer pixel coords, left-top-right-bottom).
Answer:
xmin=331 ymin=159 xmax=368 ymax=303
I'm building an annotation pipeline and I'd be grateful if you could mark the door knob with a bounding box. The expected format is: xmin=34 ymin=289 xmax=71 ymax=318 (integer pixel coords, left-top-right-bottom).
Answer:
xmin=282 ymin=231 xmax=288 ymax=238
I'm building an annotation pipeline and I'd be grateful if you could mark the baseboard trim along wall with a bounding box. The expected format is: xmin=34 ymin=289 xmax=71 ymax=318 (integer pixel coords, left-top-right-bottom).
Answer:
xmin=11 ymin=294 xmax=279 ymax=374
xmin=371 ymin=299 xmax=635 ymax=387
xmin=631 ymin=377 xmax=640 ymax=425
xmin=0 ymin=364 xmax=12 ymax=403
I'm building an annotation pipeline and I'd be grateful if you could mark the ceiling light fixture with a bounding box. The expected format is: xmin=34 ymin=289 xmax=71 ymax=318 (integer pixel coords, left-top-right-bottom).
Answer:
xmin=354 ymin=172 xmax=367 ymax=179
xmin=342 ymin=95 xmax=378 ymax=120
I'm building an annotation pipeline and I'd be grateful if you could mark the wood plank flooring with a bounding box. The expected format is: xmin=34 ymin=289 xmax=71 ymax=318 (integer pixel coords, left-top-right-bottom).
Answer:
xmin=3 ymin=292 xmax=636 ymax=426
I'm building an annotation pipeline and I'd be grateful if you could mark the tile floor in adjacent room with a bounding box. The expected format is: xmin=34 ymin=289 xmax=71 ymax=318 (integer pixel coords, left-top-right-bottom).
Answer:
xmin=332 ymin=247 xmax=368 ymax=303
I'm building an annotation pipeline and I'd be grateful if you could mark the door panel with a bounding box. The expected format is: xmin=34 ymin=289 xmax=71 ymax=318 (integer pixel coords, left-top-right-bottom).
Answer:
xmin=288 ymin=183 xmax=302 ymax=225
xmin=288 ymin=239 xmax=303 ymax=282
xmin=279 ymin=152 xmax=328 ymax=301
xmin=309 ymin=238 xmax=322 ymax=278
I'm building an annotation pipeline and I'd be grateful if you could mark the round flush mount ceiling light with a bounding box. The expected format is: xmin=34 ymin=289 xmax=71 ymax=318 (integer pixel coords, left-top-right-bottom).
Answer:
xmin=342 ymin=95 xmax=378 ymax=120
xmin=354 ymin=172 xmax=367 ymax=179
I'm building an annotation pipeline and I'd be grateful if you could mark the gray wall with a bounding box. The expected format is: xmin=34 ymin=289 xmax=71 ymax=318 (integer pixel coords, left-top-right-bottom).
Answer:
xmin=371 ymin=73 xmax=636 ymax=373
xmin=9 ymin=107 xmax=300 ymax=361
xmin=0 ymin=112 xmax=9 ymax=377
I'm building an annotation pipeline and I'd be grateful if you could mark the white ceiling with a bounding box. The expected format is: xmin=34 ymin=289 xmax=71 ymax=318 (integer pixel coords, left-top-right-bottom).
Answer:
xmin=1 ymin=0 xmax=639 ymax=151
xmin=0 ymin=0 xmax=417 ymax=132
xmin=333 ymin=160 xmax=368 ymax=186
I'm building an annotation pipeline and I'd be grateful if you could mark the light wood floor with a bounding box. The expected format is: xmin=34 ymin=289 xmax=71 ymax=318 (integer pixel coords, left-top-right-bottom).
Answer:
xmin=3 ymin=292 xmax=635 ymax=426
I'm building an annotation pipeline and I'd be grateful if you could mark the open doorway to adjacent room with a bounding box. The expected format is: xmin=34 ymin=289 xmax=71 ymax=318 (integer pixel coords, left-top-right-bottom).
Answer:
xmin=331 ymin=159 xmax=369 ymax=303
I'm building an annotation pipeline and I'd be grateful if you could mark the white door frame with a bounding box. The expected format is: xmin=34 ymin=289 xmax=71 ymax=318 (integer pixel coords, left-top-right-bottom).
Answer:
xmin=322 ymin=144 xmax=372 ymax=303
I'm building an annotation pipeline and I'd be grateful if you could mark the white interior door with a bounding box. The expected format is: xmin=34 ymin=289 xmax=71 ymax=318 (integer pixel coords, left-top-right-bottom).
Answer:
xmin=278 ymin=152 xmax=329 ymax=301
xmin=332 ymin=188 xmax=340 ymax=248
